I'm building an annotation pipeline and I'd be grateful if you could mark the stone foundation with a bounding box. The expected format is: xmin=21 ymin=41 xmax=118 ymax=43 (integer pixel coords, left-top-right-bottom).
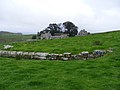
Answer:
xmin=0 ymin=49 xmax=113 ymax=60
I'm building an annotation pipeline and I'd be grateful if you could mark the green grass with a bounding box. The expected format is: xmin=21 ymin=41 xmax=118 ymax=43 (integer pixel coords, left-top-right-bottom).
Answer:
xmin=0 ymin=30 xmax=120 ymax=90
xmin=0 ymin=34 xmax=33 ymax=49
xmin=0 ymin=55 xmax=120 ymax=90
xmin=0 ymin=34 xmax=33 ymax=43
xmin=9 ymin=31 xmax=120 ymax=54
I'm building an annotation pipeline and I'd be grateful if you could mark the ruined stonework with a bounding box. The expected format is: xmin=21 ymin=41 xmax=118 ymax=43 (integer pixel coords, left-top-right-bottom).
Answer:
xmin=0 ymin=49 xmax=113 ymax=60
xmin=40 ymin=32 xmax=68 ymax=40
xmin=40 ymin=32 xmax=52 ymax=40
xmin=3 ymin=45 xmax=13 ymax=49
xmin=77 ymin=29 xmax=90 ymax=36
xmin=51 ymin=33 xmax=68 ymax=39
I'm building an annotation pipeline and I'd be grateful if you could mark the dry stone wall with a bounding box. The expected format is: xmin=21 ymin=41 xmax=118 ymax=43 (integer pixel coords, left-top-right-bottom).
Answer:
xmin=0 ymin=49 xmax=113 ymax=60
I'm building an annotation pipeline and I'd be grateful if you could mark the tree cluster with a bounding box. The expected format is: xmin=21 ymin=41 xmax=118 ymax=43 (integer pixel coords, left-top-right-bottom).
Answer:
xmin=37 ymin=21 xmax=78 ymax=37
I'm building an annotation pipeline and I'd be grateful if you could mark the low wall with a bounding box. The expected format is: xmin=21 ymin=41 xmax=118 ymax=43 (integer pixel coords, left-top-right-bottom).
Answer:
xmin=0 ymin=49 xmax=113 ymax=60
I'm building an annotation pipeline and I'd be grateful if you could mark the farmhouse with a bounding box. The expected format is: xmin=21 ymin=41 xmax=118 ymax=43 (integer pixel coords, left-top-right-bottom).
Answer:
xmin=51 ymin=33 xmax=68 ymax=39
xmin=40 ymin=32 xmax=68 ymax=39
xmin=40 ymin=32 xmax=51 ymax=39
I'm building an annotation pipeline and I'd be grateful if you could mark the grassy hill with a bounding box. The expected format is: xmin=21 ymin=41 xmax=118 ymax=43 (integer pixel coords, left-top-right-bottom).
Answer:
xmin=9 ymin=30 xmax=120 ymax=54
xmin=0 ymin=30 xmax=120 ymax=90
xmin=0 ymin=33 xmax=33 ymax=43
xmin=0 ymin=31 xmax=22 ymax=35
xmin=0 ymin=33 xmax=33 ymax=49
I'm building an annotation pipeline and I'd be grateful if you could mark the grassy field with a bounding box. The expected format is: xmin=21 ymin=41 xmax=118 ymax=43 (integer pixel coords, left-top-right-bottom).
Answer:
xmin=0 ymin=55 xmax=120 ymax=90
xmin=0 ymin=31 xmax=120 ymax=90
xmin=0 ymin=33 xmax=33 ymax=49
xmin=9 ymin=30 xmax=120 ymax=54
xmin=0 ymin=33 xmax=33 ymax=43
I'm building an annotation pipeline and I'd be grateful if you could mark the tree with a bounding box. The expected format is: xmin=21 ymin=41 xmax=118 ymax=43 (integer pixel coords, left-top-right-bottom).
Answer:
xmin=63 ymin=21 xmax=78 ymax=37
xmin=38 ymin=21 xmax=78 ymax=37
xmin=47 ymin=23 xmax=61 ymax=36
xmin=32 ymin=35 xmax=37 ymax=39
xmin=37 ymin=32 xmax=40 ymax=36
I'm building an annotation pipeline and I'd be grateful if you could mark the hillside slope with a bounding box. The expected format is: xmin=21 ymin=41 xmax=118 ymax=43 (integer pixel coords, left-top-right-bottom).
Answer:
xmin=0 ymin=33 xmax=33 ymax=43
xmin=0 ymin=30 xmax=120 ymax=90
xmin=0 ymin=31 xmax=22 ymax=35
xmin=10 ymin=30 xmax=120 ymax=54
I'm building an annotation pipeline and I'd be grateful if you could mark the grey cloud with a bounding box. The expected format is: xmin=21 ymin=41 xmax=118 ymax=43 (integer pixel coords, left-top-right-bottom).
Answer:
xmin=0 ymin=0 xmax=120 ymax=34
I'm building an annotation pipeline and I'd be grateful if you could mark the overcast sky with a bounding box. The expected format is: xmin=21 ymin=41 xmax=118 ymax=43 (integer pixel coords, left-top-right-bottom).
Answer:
xmin=0 ymin=0 xmax=120 ymax=34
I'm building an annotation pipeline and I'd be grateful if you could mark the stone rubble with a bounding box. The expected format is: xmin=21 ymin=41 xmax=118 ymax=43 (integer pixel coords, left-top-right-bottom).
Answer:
xmin=0 ymin=49 xmax=113 ymax=60
xmin=3 ymin=45 xmax=13 ymax=49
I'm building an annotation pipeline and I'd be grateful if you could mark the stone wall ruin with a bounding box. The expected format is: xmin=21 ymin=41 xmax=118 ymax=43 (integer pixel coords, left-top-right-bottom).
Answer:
xmin=0 ymin=49 xmax=113 ymax=60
